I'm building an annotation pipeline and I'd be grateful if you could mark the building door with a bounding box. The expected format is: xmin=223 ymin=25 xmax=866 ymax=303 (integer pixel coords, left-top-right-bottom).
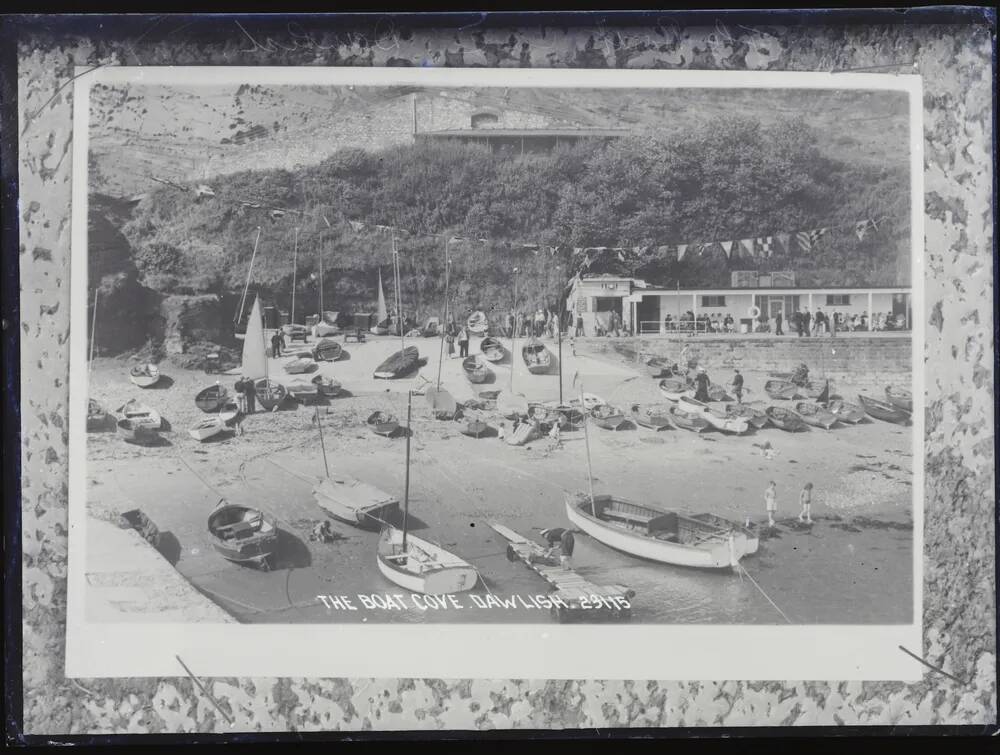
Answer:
xmin=636 ymin=295 xmax=660 ymax=334
xmin=767 ymin=296 xmax=784 ymax=320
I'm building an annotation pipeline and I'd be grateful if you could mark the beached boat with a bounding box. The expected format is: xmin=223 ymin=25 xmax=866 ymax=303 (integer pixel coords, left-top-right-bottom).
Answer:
xmin=707 ymin=383 xmax=732 ymax=402
xmin=629 ymin=404 xmax=672 ymax=431
xmin=420 ymin=317 xmax=440 ymax=338
xmin=505 ymin=419 xmax=542 ymax=446
xmin=590 ymin=404 xmax=627 ymax=431
xmin=658 ymin=378 xmax=692 ymax=402
xmin=466 ymin=310 xmax=488 ymax=335
xmin=885 ymin=385 xmax=913 ymax=413
xmin=87 ymin=399 xmax=108 ymax=432
xmin=689 ymin=513 xmax=760 ymax=556
xmin=373 ymin=346 xmax=420 ymax=379
xmin=195 ymin=384 xmax=229 ymax=413
xmin=480 ymin=337 xmax=506 ymax=363
xmin=286 ymin=379 xmax=321 ymax=403
xmin=764 ymin=406 xmax=808 ymax=432
xmin=377 ymin=527 xmax=479 ymax=595
xmin=764 ymin=380 xmax=800 ymax=400
xmin=644 ymin=357 xmax=676 ymax=378
xmin=565 ymin=492 xmax=748 ymax=570
xmin=310 ymin=374 xmax=342 ymax=397
xmin=858 ymin=394 xmax=911 ymax=424
xmin=116 ymin=398 xmax=161 ymax=430
xmin=188 ymin=416 xmax=227 ymax=442
xmin=460 ymin=419 xmax=492 ymax=439
xmin=207 ymin=501 xmax=278 ymax=570
xmin=312 ymin=339 xmax=342 ymax=362
xmin=725 ymin=404 xmax=769 ymax=429
xmin=528 ymin=404 xmax=570 ymax=433
xmin=371 ymin=317 xmax=391 ymax=336
xmin=666 ymin=406 xmax=710 ymax=433
xmin=462 ymin=356 xmax=491 ymax=384
xmin=116 ymin=417 xmax=159 ymax=444
xmin=521 ymin=339 xmax=553 ymax=375
xmin=794 ymin=401 xmax=840 ymax=429
xmin=313 ymin=473 xmax=400 ymax=529
xmin=281 ymin=323 xmax=310 ymax=342
xmin=676 ymin=396 xmax=749 ymax=434
xmin=424 ymin=386 xmax=457 ymax=418
xmin=802 ymin=380 xmax=831 ymax=402
xmin=254 ymin=379 xmax=287 ymax=411
xmin=218 ymin=401 xmax=241 ymax=425
xmin=367 ymin=410 xmax=401 ymax=437
xmin=128 ymin=363 xmax=161 ymax=388
xmin=497 ymin=391 xmax=530 ymax=419
xmin=284 ymin=356 xmax=317 ymax=374
xmin=826 ymin=399 xmax=865 ymax=424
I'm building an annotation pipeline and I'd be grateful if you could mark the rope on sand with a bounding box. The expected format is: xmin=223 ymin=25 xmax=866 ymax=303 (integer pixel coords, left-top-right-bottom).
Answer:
xmin=736 ymin=564 xmax=794 ymax=624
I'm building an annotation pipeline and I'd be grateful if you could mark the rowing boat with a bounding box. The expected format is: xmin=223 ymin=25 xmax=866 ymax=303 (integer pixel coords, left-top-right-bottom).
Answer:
xmin=116 ymin=417 xmax=160 ymax=444
xmin=254 ymin=379 xmax=287 ymax=411
xmin=658 ymin=377 xmax=691 ymax=402
xmin=764 ymin=379 xmax=800 ymax=400
xmin=462 ymin=355 xmax=491 ymax=384
xmin=128 ymin=363 xmax=161 ymax=388
xmin=826 ymin=399 xmax=865 ymax=424
xmin=479 ymin=337 xmax=506 ymax=363
xmin=764 ymin=405 xmax=808 ymax=432
xmin=376 ymin=526 xmax=479 ymax=595
xmin=313 ymin=473 xmax=400 ymax=529
xmin=466 ymin=310 xmax=488 ymax=335
xmin=629 ymin=403 xmax=672 ymax=431
xmin=858 ymin=394 xmax=911 ymax=424
xmin=676 ymin=396 xmax=749 ymax=434
xmin=689 ymin=513 xmax=760 ymax=556
xmin=195 ymin=384 xmax=228 ymax=413
xmin=666 ymin=406 xmax=710 ymax=433
xmin=312 ymin=338 xmax=343 ymax=362
xmin=528 ymin=404 xmax=570 ymax=433
xmin=286 ymin=378 xmax=321 ymax=403
xmin=188 ymin=416 xmax=227 ymax=441
xmin=460 ymin=419 xmax=492 ymax=439
xmin=218 ymin=401 xmax=240 ymax=425
xmin=884 ymin=385 xmax=913 ymax=413
xmin=644 ymin=357 xmax=676 ymax=378
xmin=116 ymin=398 xmax=162 ymax=430
xmin=367 ymin=410 xmax=400 ymax=437
xmin=311 ymin=374 xmax=342 ymax=397
xmin=794 ymin=401 xmax=840 ymax=429
xmin=590 ymin=403 xmax=627 ymax=430
xmin=284 ymin=356 xmax=317 ymax=374
xmin=565 ymin=492 xmax=748 ymax=570
xmin=505 ymin=418 xmax=541 ymax=446
xmin=207 ymin=501 xmax=278 ymax=570
xmin=724 ymin=403 xmax=769 ymax=429
xmin=373 ymin=346 xmax=420 ymax=379
xmin=521 ymin=339 xmax=553 ymax=375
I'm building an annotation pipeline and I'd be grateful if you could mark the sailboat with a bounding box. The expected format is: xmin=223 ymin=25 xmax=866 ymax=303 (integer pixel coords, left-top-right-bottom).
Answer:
xmin=371 ymin=268 xmax=390 ymax=335
xmin=242 ymin=296 xmax=287 ymax=410
xmin=373 ymin=238 xmax=420 ymax=380
xmin=426 ymin=238 xmax=457 ymax=417
xmin=376 ymin=392 xmax=479 ymax=595
xmin=234 ymin=227 xmax=263 ymax=340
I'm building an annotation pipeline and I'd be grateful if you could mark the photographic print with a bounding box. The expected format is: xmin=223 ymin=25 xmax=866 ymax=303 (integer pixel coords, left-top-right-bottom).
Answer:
xmin=66 ymin=67 xmax=923 ymax=680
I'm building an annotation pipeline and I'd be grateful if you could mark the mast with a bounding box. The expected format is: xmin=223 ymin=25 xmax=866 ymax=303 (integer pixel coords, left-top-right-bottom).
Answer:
xmin=580 ymin=386 xmax=597 ymax=516
xmin=393 ymin=230 xmax=404 ymax=350
xmin=511 ymin=266 xmax=518 ymax=393
xmin=436 ymin=235 xmax=450 ymax=389
xmin=557 ymin=291 xmax=564 ymax=404
xmin=402 ymin=390 xmax=412 ymax=550
xmin=88 ymin=288 xmax=99 ymax=376
xmin=291 ymin=227 xmax=299 ymax=324
xmin=315 ymin=407 xmax=330 ymax=477
xmin=318 ymin=233 xmax=324 ymax=320
xmin=236 ymin=226 xmax=263 ymax=327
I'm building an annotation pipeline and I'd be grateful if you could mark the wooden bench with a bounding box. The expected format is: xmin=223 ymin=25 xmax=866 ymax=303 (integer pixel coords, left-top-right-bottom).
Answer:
xmin=602 ymin=509 xmax=656 ymax=527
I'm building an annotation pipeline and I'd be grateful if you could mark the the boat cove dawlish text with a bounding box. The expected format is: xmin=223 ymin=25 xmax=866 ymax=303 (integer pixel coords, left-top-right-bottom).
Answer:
xmin=316 ymin=593 xmax=632 ymax=612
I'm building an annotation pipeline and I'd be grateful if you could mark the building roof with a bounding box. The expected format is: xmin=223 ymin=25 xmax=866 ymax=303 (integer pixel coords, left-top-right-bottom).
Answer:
xmin=418 ymin=128 xmax=630 ymax=139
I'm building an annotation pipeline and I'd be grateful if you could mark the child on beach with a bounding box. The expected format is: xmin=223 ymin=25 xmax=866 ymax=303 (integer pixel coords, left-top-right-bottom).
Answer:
xmin=799 ymin=482 xmax=814 ymax=524
xmin=764 ymin=481 xmax=777 ymax=527
xmin=497 ymin=422 xmax=506 ymax=442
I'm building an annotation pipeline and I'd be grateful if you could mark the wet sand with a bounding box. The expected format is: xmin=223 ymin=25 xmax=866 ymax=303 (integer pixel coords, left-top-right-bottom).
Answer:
xmin=85 ymin=332 xmax=914 ymax=625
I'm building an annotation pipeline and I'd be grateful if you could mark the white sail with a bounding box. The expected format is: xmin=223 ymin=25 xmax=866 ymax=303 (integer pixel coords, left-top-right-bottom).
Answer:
xmin=376 ymin=268 xmax=388 ymax=322
xmin=241 ymin=296 xmax=267 ymax=379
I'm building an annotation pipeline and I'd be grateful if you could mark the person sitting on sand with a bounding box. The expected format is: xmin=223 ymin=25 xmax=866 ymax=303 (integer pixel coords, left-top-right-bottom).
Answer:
xmin=799 ymin=482 xmax=814 ymax=524
xmin=765 ymin=481 xmax=777 ymax=527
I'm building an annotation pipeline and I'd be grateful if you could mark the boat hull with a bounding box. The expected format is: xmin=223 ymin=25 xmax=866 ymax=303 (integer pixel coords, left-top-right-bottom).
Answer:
xmin=522 ymin=342 xmax=553 ymax=375
xmin=677 ymin=397 xmax=749 ymax=434
xmin=764 ymin=380 xmax=800 ymax=400
xmin=117 ymin=418 xmax=159 ymax=444
xmin=480 ymin=338 xmax=506 ymax=363
xmin=118 ymin=400 xmax=162 ymax=430
xmin=690 ymin=513 xmax=760 ymax=556
xmin=590 ymin=408 xmax=627 ymax=430
xmin=658 ymin=379 xmax=691 ymax=402
xmin=884 ymin=387 xmax=913 ymax=413
xmin=859 ymin=395 xmax=911 ymax=424
xmin=630 ymin=405 xmax=672 ymax=431
xmin=207 ymin=504 xmax=278 ymax=568
xmin=254 ymin=379 xmax=287 ymax=411
xmin=188 ymin=418 xmax=226 ymax=441
xmin=794 ymin=402 xmax=839 ymax=429
xmin=667 ymin=407 xmax=710 ymax=433
xmin=195 ymin=385 xmax=228 ymax=413
xmin=313 ymin=476 xmax=400 ymax=529
xmin=826 ymin=399 xmax=865 ymax=424
xmin=376 ymin=528 xmax=478 ymax=594
xmin=764 ymin=406 xmax=808 ymax=431
xmin=129 ymin=364 xmax=160 ymax=388
xmin=373 ymin=346 xmax=420 ymax=379
xmin=313 ymin=339 xmax=343 ymax=362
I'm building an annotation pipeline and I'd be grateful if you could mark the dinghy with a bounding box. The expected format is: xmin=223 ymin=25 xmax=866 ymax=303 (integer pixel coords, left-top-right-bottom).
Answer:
xmin=707 ymin=384 xmax=732 ymax=402
xmin=802 ymin=380 xmax=831 ymax=403
xmin=528 ymin=404 xmax=570 ymax=433
xmin=254 ymin=379 xmax=287 ymax=411
xmin=826 ymin=399 xmax=865 ymax=424
xmin=286 ymin=379 xmax=321 ymax=403
xmin=590 ymin=404 xmax=627 ymax=430
xmin=644 ymin=357 xmax=676 ymax=378
xmin=87 ymin=399 xmax=108 ymax=432
xmin=479 ymin=337 xmax=506 ymax=363
xmin=666 ymin=406 xmax=710 ymax=433
xmin=565 ymin=492 xmax=748 ymax=570
xmin=367 ymin=410 xmax=400 ymax=437
xmin=858 ymin=394 xmax=911 ymax=424
xmin=676 ymin=396 xmax=749 ymax=434
xmin=505 ymin=418 xmax=541 ymax=446
xmin=128 ymin=363 xmax=161 ymax=388
xmin=373 ymin=346 xmax=419 ymax=379
xmin=116 ymin=417 xmax=159 ymax=445
xmin=764 ymin=406 xmax=808 ymax=432
xmin=462 ymin=355 xmax=491 ymax=384
xmin=188 ymin=416 xmax=227 ymax=442
xmin=884 ymin=385 xmax=913 ymax=413
xmin=629 ymin=404 xmax=672 ymax=431
xmin=312 ymin=339 xmax=342 ymax=362
xmin=195 ymin=384 xmax=229 ymax=413
xmin=521 ymin=339 xmax=553 ymax=375
xmin=658 ymin=378 xmax=692 ymax=402
xmin=794 ymin=401 xmax=839 ymax=429
xmin=313 ymin=474 xmax=400 ymax=529
xmin=689 ymin=513 xmax=760 ymax=556
xmin=284 ymin=356 xmax=317 ymax=374
xmin=724 ymin=404 xmax=769 ymax=429
xmin=218 ymin=402 xmax=241 ymax=425
xmin=460 ymin=419 xmax=492 ymax=439
xmin=466 ymin=310 xmax=488 ymax=335
xmin=310 ymin=374 xmax=342 ymax=397
xmin=116 ymin=398 xmax=161 ymax=430
xmin=207 ymin=501 xmax=278 ymax=569
xmin=764 ymin=379 xmax=800 ymax=400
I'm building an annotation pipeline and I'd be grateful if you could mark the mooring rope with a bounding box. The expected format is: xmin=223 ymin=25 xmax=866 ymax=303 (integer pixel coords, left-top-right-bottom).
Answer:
xmin=736 ymin=563 xmax=794 ymax=624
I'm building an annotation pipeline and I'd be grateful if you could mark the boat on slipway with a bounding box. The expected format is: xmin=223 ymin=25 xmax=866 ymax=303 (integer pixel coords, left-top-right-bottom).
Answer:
xmin=188 ymin=416 xmax=228 ymax=442
xmin=794 ymin=401 xmax=840 ymax=430
xmin=207 ymin=501 xmax=279 ymax=570
xmin=675 ymin=396 xmax=749 ymax=434
xmin=630 ymin=404 xmax=672 ymax=431
xmin=764 ymin=406 xmax=808 ymax=432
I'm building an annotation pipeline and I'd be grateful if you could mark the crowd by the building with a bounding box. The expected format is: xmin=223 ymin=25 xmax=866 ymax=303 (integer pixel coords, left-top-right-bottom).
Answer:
xmin=662 ymin=308 xmax=908 ymax=336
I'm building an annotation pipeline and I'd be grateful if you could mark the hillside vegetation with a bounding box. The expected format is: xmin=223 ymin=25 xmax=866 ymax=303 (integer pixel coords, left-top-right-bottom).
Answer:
xmin=106 ymin=114 xmax=909 ymax=321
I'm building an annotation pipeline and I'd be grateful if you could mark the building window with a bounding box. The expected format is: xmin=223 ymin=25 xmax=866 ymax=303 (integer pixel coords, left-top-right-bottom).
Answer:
xmin=700 ymin=295 xmax=726 ymax=308
xmin=470 ymin=111 xmax=499 ymax=129
xmin=826 ymin=294 xmax=851 ymax=306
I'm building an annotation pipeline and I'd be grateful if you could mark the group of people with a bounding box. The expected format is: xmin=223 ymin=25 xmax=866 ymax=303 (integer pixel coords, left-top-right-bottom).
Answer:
xmin=764 ymin=480 xmax=815 ymax=527
xmin=443 ymin=320 xmax=470 ymax=358
xmin=663 ymin=312 xmax=736 ymax=333
xmin=501 ymin=308 xmax=570 ymax=340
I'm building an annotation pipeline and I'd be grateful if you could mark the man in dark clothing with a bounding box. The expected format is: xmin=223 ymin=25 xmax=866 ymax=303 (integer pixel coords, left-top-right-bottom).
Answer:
xmin=802 ymin=308 xmax=812 ymax=337
xmin=540 ymin=527 xmax=575 ymax=566
xmin=774 ymin=312 xmax=784 ymax=336
xmin=575 ymin=314 xmax=584 ymax=337
xmin=694 ymin=367 xmax=711 ymax=402
xmin=794 ymin=311 xmax=804 ymax=337
xmin=732 ymin=369 xmax=745 ymax=404
xmin=239 ymin=377 xmax=256 ymax=414
xmin=271 ymin=331 xmax=285 ymax=358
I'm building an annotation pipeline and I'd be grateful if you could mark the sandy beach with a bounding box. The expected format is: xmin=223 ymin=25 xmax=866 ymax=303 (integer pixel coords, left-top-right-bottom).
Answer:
xmin=85 ymin=331 xmax=914 ymax=625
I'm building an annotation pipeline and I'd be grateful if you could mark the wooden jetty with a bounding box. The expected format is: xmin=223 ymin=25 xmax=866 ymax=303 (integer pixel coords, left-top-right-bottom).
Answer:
xmin=488 ymin=522 xmax=635 ymax=622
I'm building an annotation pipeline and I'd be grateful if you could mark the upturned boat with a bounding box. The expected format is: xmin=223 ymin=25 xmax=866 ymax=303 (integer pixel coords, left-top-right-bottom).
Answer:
xmin=373 ymin=346 xmax=420 ymax=379
xmin=312 ymin=339 xmax=343 ymax=362
xmin=764 ymin=379 xmax=800 ymax=400
xmin=858 ymin=394 xmax=911 ymax=424
xmin=116 ymin=398 xmax=161 ymax=430
xmin=764 ymin=405 xmax=808 ymax=431
xmin=885 ymin=385 xmax=913 ymax=413
xmin=254 ymin=379 xmax=287 ymax=411
xmin=462 ymin=356 xmax=491 ymax=384
xmin=195 ymin=384 xmax=229 ymax=413
xmin=666 ymin=406 xmax=710 ymax=433
xmin=311 ymin=374 xmax=342 ymax=397
xmin=207 ymin=501 xmax=278 ymax=570
xmin=565 ymin=493 xmax=748 ymax=570
xmin=658 ymin=378 xmax=692 ymax=402
xmin=676 ymin=396 xmax=749 ymax=434
xmin=479 ymin=337 xmax=506 ymax=363
xmin=188 ymin=416 xmax=227 ymax=441
xmin=630 ymin=404 xmax=672 ymax=431
xmin=367 ymin=410 xmax=400 ymax=437
xmin=725 ymin=403 xmax=769 ymax=429
xmin=794 ymin=401 xmax=839 ymax=429
xmin=826 ymin=399 xmax=865 ymax=424
xmin=313 ymin=473 xmax=400 ymax=529
xmin=590 ymin=403 xmax=627 ymax=430
xmin=284 ymin=356 xmax=317 ymax=374
xmin=128 ymin=363 xmax=161 ymax=388
xmin=521 ymin=339 xmax=553 ymax=375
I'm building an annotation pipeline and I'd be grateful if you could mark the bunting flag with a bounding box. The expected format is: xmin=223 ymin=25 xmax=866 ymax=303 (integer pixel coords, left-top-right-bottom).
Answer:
xmin=720 ymin=241 xmax=735 ymax=259
xmin=795 ymin=228 xmax=828 ymax=254
xmin=349 ymin=220 xmax=365 ymax=232
xmin=776 ymin=233 xmax=791 ymax=255
xmin=757 ymin=237 xmax=774 ymax=258
xmin=855 ymin=221 xmax=870 ymax=241
xmin=739 ymin=239 xmax=755 ymax=258
xmin=676 ymin=244 xmax=687 ymax=262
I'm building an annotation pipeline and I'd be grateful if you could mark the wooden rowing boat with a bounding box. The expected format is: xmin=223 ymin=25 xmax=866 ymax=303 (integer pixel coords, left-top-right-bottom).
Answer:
xmin=116 ymin=417 xmax=159 ymax=444
xmin=658 ymin=377 xmax=691 ymax=402
xmin=313 ymin=473 xmax=400 ymax=529
xmin=480 ymin=337 xmax=506 ymax=363
xmin=826 ymin=399 xmax=865 ymax=424
xmin=311 ymin=374 xmax=342 ymax=397
xmin=676 ymin=396 xmax=749 ymax=434
xmin=590 ymin=403 xmax=627 ymax=430
xmin=528 ymin=404 xmax=570 ymax=433
xmin=462 ymin=355 xmax=491 ymax=384
xmin=367 ymin=410 xmax=401 ymax=437
xmin=254 ymin=379 xmax=287 ymax=411
xmin=116 ymin=398 xmax=161 ymax=430
xmin=188 ymin=416 xmax=227 ymax=441
xmin=858 ymin=394 xmax=911 ymax=424
xmin=466 ymin=310 xmax=488 ymax=335
xmin=724 ymin=403 xmax=769 ymax=429
xmin=373 ymin=346 xmax=419 ymax=379
xmin=565 ymin=492 xmax=749 ymax=570
xmin=87 ymin=399 xmax=108 ymax=432
xmin=505 ymin=418 xmax=541 ymax=446
xmin=629 ymin=403 xmax=672 ymax=431
xmin=521 ymin=339 xmax=553 ymax=375
xmin=284 ymin=356 xmax=317 ymax=374
xmin=312 ymin=338 xmax=343 ymax=362
xmin=689 ymin=513 xmax=760 ymax=556
xmin=195 ymin=384 xmax=228 ymax=413
xmin=460 ymin=419 xmax=492 ymax=439
xmin=764 ymin=405 xmax=808 ymax=432
xmin=764 ymin=379 xmax=800 ymax=400
xmin=794 ymin=401 xmax=840 ymax=429
xmin=207 ymin=501 xmax=278 ymax=570
xmin=666 ymin=406 xmax=710 ymax=433
xmin=218 ymin=401 xmax=240 ymax=425
xmin=885 ymin=385 xmax=913 ymax=413
xmin=128 ymin=363 xmax=161 ymax=388
xmin=376 ymin=526 xmax=479 ymax=595
xmin=644 ymin=357 xmax=677 ymax=378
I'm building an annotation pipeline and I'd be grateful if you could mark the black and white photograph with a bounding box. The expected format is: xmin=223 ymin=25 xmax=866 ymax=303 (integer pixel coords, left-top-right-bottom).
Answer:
xmin=67 ymin=67 xmax=923 ymax=680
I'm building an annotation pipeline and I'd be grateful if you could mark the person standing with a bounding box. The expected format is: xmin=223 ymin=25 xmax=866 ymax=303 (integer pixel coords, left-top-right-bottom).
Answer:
xmin=575 ymin=313 xmax=584 ymax=337
xmin=694 ymin=366 xmax=711 ymax=402
xmin=765 ymin=481 xmax=777 ymax=527
xmin=271 ymin=330 xmax=285 ymax=358
xmin=732 ymin=369 xmax=744 ymax=404
xmin=798 ymin=482 xmax=814 ymax=524
xmin=457 ymin=326 xmax=469 ymax=358
xmin=234 ymin=377 xmax=248 ymax=414
xmin=774 ymin=311 xmax=784 ymax=336
xmin=794 ymin=310 xmax=803 ymax=337
xmin=802 ymin=308 xmax=812 ymax=337
xmin=242 ymin=376 xmax=257 ymax=414
xmin=505 ymin=310 xmax=515 ymax=338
